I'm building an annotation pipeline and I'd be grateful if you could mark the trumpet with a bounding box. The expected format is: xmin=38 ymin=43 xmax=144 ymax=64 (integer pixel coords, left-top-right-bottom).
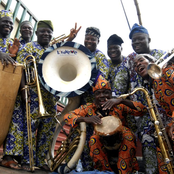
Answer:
xmin=119 ymin=87 xmax=174 ymax=173
xmin=147 ymin=50 xmax=174 ymax=79
xmin=49 ymin=34 xmax=70 ymax=46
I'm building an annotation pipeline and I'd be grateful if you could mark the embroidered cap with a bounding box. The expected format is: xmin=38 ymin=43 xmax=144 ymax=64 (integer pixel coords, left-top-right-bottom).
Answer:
xmin=0 ymin=10 xmax=13 ymax=19
xmin=37 ymin=20 xmax=54 ymax=31
xmin=85 ymin=27 xmax=101 ymax=39
xmin=129 ymin=23 xmax=149 ymax=39
xmin=92 ymin=75 xmax=111 ymax=92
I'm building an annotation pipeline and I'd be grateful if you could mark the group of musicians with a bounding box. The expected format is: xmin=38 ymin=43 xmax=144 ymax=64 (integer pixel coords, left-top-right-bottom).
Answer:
xmin=0 ymin=8 xmax=174 ymax=174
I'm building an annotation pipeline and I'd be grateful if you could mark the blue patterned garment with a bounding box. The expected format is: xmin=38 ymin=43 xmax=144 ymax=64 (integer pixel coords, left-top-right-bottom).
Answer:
xmin=93 ymin=49 xmax=110 ymax=80
xmin=108 ymin=56 xmax=129 ymax=97
xmin=81 ymin=49 xmax=110 ymax=104
xmin=125 ymin=49 xmax=169 ymax=174
xmin=3 ymin=41 xmax=59 ymax=167
xmin=0 ymin=38 xmax=13 ymax=53
xmin=19 ymin=36 xmax=28 ymax=46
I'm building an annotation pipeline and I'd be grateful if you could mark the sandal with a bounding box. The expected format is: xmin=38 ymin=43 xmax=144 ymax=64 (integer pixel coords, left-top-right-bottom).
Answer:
xmin=1 ymin=159 xmax=22 ymax=170
xmin=21 ymin=164 xmax=32 ymax=171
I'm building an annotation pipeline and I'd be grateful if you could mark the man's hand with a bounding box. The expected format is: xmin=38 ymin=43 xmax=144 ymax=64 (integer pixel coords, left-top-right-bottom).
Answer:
xmin=0 ymin=51 xmax=16 ymax=66
xmin=8 ymin=38 xmax=20 ymax=57
xmin=67 ymin=23 xmax=81 ymax=42
xmin=102 ymin=98 xmax=123 ymax=110
xmin=77 ymin=115 xmax=102 ymax=125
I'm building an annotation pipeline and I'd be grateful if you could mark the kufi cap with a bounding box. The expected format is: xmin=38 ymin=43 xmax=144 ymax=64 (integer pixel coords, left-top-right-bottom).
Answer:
xmin=20 ymin=20 xmax=33 ymax=29
xmin=107 ymin=34 xmax=124 ymax=47
xmin=37 ymin=20 xmax=54 ymax=31
xmin=85 ymin=27 xmax=100 ymax=39
xmin=0 ymin=10 xmax=13 ymax=19
xmin=92 ymin=75 xmax=111 ymax=92
xmin=129 ymin=23 xmax=149 ymax=39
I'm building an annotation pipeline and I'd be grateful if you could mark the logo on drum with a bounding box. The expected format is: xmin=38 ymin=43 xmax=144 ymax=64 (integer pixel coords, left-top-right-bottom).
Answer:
xmin=57 ymin=49 xmax=78 ymax=55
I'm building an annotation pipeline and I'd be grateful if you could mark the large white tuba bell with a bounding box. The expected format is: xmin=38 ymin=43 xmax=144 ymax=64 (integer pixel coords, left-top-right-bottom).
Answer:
xmin=38 ymin=41 xmax=97 ymax=172
xmin=38 ymin=41 xmax=97 ymax=97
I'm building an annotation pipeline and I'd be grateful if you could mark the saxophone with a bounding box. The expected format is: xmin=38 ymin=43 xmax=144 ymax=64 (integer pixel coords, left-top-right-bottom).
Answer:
xmin=119 ymin=87 xmax=174 ymax=173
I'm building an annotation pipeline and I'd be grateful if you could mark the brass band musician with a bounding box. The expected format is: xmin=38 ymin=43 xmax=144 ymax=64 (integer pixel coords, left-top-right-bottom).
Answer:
xmin=0 ymin=10 xmax=19 ymax=66
xmin=64 ymin=75 xmax=148 ymax=173
xmin=126 ymin=23 xmax=169 ymax=174
xmin=134 ymin=54 xmax=174 ymax=141
xmin=1 ymin=20 xmax=81 ymax=171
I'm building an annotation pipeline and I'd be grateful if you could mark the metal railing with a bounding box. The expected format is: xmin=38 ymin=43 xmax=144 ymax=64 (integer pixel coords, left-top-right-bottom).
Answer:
xmin=0 ymin=0 xmax=68 ymax=106
xmin=0 ymin=0 xmax=38 ymax=40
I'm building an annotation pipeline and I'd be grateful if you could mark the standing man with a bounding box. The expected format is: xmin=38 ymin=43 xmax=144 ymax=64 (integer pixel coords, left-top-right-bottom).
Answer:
xmin=107 ymin=34 xmax=137 ymax=133
xmin=126 ymin=23 xmax=169 ymax=173
xmin=84 ymin=27 xmax=109 ymax=81
xmin=82 ymin=27 xmax=110 ymax=105
xmin=19 ymin=20 xmax=33 ymax=45
xmin=2 ymin=20 xmax=81 ymax=171
xmin=0 ymin=10 xmax=19 ymax=65
xmin=107 ymin=34 xmax=130 ymax=97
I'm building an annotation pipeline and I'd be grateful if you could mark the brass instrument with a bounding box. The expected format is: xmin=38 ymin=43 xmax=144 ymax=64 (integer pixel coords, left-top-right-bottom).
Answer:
xmin=23 ymin=55 xmax=51 ymax=171
xmin=147 ymin=50 xmax=174 ymax=79
xmin=38 ymin=42 xmax=97 ymax=173
xmin=24 ymin=55 xmax=51 ymax=119
xmin=49 ymin=34 xmax=69 ymax=46
xmin=119 ymin=87 xmax=174 ymax=173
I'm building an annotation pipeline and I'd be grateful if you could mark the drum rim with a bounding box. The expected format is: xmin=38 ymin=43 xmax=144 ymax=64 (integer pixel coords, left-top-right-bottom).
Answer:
xmin=38 ymin=41 xmax=98 ymax=97
xmin=94 ymin=116 xmax=122 ymax=136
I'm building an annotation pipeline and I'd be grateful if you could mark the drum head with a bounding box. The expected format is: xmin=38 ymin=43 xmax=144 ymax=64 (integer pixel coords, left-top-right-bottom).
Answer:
xmin=38 ymin=41 xmax=98 ymax=97
xmin=95 ymin=116 xmax=122 ymax=136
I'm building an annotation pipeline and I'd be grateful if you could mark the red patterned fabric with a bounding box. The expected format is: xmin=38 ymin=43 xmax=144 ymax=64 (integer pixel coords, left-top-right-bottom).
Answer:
xmin=92 ymin=75 xmax=111 ymax=92
xmin=89 ymin=126 xmax=139 ymax=173
xmin=64 ymin=101 xmax=147 ymax=173
xmin=153 ymin=65 xmax=174 ymax=121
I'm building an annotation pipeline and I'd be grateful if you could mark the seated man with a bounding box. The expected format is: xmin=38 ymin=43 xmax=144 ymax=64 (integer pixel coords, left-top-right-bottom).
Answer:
xmin=64 ymin=75 xmax=148 ymax=173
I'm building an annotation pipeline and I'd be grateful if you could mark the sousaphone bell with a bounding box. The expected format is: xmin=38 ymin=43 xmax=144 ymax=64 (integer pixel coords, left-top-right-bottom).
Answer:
xmin=38 ymin=41 xmax=97 ymax=172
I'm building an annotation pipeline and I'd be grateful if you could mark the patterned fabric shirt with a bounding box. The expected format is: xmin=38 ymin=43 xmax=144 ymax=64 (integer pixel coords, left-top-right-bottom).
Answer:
xmin=19 ymin=36 xmax=28 ymax=46
xmin=16 ymin=41 xmax=46 ymax=63
xmin=153 ymin=65 xmax=174 ymax=119
xmin=64 ymin=101 xmax=147 ymax=128
xmin=81 ymin=49 xmax=110 ymax=104
xmin=108 ymin=56 xmax=129 ymax=97
xmin=0 ymin=37 xmax=13 ymax=53
xmin=93 ymin=49 xmax=110 ymax=80
xmin=126 ymin=49 xmax=166 ymax=104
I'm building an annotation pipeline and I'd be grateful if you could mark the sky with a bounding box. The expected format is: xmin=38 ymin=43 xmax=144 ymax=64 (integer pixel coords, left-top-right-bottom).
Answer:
xmin=18 ymin=0 xmax=174 ymax=58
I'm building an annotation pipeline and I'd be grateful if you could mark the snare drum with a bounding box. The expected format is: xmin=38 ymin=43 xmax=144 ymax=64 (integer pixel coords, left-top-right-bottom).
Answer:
xmin=0 ymin=63 xmax=23 ymax=146
xmin=94 ymin=116 xmax=123 ymax=150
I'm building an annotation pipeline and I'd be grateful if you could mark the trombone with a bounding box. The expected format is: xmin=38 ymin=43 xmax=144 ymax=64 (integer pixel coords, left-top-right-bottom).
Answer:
xmin=23 ymin=55 xmax=51 ymax=171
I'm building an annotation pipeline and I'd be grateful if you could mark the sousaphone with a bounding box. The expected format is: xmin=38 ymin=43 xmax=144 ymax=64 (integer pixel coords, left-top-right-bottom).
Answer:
xmin=38 ymin=41 xmax=97 ymax=173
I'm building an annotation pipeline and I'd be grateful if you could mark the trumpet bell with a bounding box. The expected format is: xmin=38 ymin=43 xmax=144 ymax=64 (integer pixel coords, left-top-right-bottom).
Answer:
xmin=147 ymin=63 xmax=162 ymax=80
xmin=38 ymin=42 xmax=97 ymax=97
